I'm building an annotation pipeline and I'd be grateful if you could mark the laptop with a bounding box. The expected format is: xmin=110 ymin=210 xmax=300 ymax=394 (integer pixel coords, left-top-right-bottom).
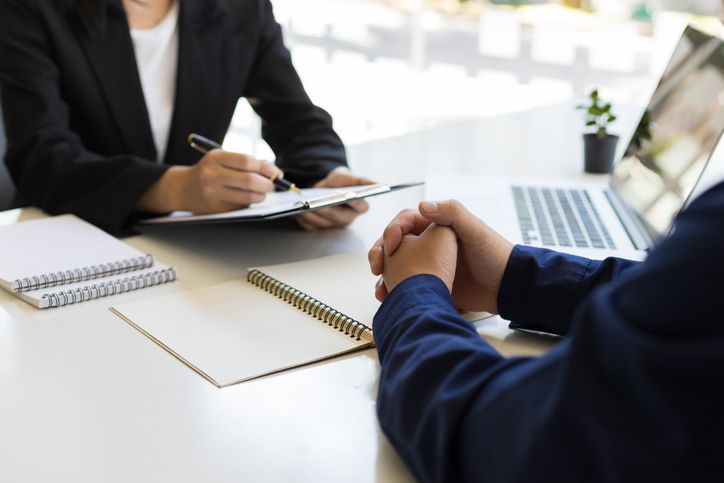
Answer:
xmin=428 ymin=25 xmax=724 ymax=261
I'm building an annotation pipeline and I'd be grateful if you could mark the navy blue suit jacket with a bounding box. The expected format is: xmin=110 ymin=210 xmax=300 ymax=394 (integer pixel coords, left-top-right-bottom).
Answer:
xmin=374 ymin=181 xmax=724 ymax=483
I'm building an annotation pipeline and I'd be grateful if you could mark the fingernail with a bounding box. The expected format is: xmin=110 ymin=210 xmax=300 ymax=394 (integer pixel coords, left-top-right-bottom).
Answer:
xmin=420 ymin=201 xmax=438 ymax=213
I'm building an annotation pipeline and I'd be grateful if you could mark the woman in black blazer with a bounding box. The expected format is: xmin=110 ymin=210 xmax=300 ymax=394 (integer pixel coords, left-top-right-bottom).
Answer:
xmin=0 ymin=0 xmax=370 ymax=233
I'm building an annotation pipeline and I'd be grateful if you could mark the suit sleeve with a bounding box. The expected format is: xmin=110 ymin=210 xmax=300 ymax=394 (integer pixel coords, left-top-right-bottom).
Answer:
xmin=242 ymin=0 xmax=348 ymax=187
xmin=373 ymin=182 xmax=724 ymax=483
xmin=0 ymin=0 xmax=168 ymax=234
xmin=497 ymin=245 xmax=640 ymax=335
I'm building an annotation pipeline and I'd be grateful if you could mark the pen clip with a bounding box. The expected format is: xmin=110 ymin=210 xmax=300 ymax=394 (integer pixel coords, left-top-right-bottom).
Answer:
xmin=189 ymin=140 xmax=208 ymax=154
xmin=301 ymin=185 xmax=389 ymax=210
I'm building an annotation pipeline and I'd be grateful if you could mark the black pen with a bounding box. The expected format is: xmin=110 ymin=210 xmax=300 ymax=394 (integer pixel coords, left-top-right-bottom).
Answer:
xmin=187 ymin=132 xmax=301 ymax=194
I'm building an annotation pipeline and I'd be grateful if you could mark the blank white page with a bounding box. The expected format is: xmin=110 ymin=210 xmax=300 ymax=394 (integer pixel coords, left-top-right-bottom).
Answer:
xmin=111 ymin=277 xmax=368 ymax=387
xmin=0 ymin=215 xmax=149 ymax=291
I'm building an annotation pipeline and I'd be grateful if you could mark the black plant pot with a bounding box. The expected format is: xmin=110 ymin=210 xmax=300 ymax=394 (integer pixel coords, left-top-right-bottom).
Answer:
xmin=583 ymin=134 xmax=619 ymax=174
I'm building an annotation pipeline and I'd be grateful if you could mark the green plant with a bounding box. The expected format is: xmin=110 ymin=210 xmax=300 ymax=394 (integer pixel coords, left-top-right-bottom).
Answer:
xmin=577 ymin=89 xmax=617 ymax=139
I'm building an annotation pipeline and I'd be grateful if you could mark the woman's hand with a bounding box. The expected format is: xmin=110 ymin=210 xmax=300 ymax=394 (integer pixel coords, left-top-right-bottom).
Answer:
xmin=295 ymin=168 xmax=375 ymax=230
xmin=369 ymin=200 xmax=514 ymax=314
xmin=137 ymin=149 xmax=283 ymax=214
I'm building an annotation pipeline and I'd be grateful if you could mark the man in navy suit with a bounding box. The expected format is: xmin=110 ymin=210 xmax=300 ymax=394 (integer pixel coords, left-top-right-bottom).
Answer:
xmin=368 ymin=180 xmax=724 ymax=482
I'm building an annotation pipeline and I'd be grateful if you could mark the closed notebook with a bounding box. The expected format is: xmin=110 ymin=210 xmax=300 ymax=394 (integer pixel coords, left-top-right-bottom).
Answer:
xmin=110 ymin=252 xmax=379 ymax=387
xmin=0 ymin=215 xmax=177 ymax=309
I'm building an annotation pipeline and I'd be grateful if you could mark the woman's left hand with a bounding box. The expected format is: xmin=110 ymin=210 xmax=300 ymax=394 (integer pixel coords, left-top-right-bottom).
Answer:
xmin=295 ymin=168 xmax=376 ymax=230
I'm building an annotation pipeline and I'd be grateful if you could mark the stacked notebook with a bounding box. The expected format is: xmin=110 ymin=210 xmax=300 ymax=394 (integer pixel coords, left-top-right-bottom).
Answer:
xmin=0 ymin=215 xmax=177 ymax=309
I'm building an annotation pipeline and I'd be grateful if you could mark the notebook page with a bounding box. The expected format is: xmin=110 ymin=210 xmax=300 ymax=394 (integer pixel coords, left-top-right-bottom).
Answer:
xmin=252 ymin=252 xmax=380 ymax=329
xmin=111 ymin=278 xmax=366 ymax=387
xmin=0 ymin=215 xmax=150 ymax=291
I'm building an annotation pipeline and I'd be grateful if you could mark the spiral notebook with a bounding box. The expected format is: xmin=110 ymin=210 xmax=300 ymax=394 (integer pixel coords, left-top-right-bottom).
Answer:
xmin=0 ymin=215 xmax=177 ymax=309
xmin=110 ymin=252 xmax=379 ymax=387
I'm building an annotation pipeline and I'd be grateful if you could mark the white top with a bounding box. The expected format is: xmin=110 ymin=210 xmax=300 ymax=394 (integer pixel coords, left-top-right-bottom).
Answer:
xmin=130 ymin=1 xmax=180 ymax=162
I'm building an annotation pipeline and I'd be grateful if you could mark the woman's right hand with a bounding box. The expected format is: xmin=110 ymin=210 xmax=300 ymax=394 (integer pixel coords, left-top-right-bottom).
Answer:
xmin=137 ymin=149 xmax=283 ymax=214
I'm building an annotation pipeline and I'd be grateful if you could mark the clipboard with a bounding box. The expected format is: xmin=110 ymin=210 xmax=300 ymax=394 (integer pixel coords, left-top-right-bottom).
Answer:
xmin=139 ymin=182 xmax=423 ymax=225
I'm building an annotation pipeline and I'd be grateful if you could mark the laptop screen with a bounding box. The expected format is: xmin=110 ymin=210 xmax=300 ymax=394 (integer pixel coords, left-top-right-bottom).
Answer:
xmin=610 ymin=26 xmax=724 ymax=238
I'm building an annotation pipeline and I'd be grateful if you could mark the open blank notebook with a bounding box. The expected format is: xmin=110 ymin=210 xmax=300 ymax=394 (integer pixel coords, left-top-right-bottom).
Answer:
xmin=110 ymin=252 xmax=380 ymax=387
xmin=0 ymin=215 xmax=176 ymax=308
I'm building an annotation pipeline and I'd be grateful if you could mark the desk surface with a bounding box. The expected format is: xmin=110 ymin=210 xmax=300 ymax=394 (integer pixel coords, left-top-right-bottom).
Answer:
xmin=2 ymin=103 xmax=721 ymax=482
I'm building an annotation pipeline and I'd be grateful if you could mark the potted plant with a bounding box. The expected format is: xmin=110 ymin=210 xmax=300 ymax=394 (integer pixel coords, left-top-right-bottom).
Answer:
xmin=577 ymin=89 xmax=619 ymax=173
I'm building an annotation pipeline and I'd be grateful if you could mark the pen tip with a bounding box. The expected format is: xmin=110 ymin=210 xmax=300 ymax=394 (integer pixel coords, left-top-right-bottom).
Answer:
xmin=187 ymin=133 xmax=195 ymax=143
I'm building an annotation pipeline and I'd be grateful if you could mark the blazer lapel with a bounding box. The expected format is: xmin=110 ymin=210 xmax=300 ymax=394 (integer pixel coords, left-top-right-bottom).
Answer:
xmin=77 ymin=0 xmax=157 ymax=161
xmin=164 ymin=0 xmax=225 ymax=166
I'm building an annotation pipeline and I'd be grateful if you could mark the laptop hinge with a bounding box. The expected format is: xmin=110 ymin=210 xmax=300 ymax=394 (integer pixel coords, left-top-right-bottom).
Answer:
xmin=604 ymin=189 xmax=654 ymax=251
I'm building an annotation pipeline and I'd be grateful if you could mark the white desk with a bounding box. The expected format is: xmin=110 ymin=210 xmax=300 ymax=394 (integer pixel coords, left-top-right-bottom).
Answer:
xmin=3 ymin=102 xmax=719 ymax=482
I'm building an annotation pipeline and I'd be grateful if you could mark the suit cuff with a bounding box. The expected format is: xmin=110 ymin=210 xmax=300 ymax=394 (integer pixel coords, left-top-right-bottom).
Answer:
xmin=373 ymin=274 xmax=462 ymax=351
xmin=88 ymin=159 xmax=170 ymax=235
xmin=497 ymin=245 xmax=596 ymax=335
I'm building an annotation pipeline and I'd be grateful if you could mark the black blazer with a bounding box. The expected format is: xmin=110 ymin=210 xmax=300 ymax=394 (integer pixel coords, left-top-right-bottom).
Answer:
xmin=0 ymin=0 xmax=347 ymax=233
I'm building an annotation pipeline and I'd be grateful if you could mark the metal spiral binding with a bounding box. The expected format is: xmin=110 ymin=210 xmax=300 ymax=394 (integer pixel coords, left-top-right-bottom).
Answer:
xmin=247 ymin=269 xmax=372 ymax=341
xmin=12 ymin=254 xmax=154 ymax=293
xmin=40 ymin=267 xmax=176 ymax=309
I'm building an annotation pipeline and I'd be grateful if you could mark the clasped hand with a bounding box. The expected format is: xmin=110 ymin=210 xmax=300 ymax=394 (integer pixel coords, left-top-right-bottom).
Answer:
xmin=368 ymin=200 xmax=514 ymax=314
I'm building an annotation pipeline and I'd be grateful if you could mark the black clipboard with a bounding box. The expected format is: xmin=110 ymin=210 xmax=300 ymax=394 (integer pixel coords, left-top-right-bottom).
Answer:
xmin=139 ymin=182 xmax=424 ymax=226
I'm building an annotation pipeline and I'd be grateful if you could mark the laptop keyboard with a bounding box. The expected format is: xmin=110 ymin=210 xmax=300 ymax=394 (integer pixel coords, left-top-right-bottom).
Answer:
xmin=512 ymin=186 xmax=616 ymax=250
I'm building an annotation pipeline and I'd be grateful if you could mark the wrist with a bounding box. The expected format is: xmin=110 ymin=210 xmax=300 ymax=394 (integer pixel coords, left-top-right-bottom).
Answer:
xmin=490 ymin=239 xmax=515 ymax=310
xmin=374 ymin=274 xmax=457 ymax=342
xmin=386 ymin=266 xmax=454 ymax=295
xmin=168 ymin=166 xmax=194 ymax=211
xmin=136 ymin=165 xmax=192 ymax=213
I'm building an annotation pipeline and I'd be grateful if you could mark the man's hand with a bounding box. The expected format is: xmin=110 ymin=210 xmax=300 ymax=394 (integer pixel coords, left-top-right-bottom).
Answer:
xmin=369 ymin=200 xmax=514 ymax=314
xmin=295 ymin=168 xmax=375 ymax=230
xmin=137 ymin=149 xmax=282 ymax=214
xmin=380 ymin=223 xmax=458 ymax=295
